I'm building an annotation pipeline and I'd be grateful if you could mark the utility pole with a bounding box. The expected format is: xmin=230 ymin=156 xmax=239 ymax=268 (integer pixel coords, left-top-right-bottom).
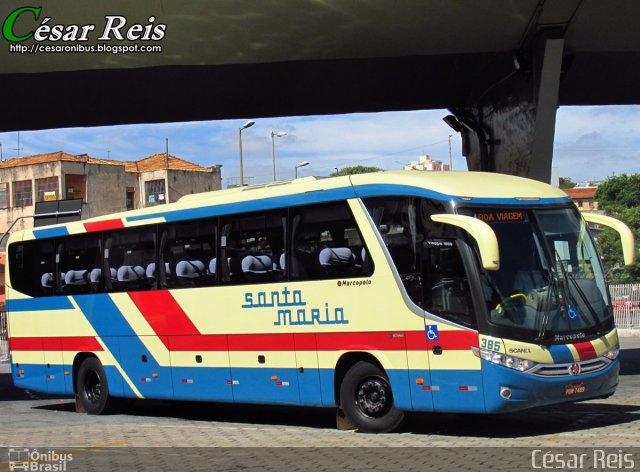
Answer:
xmin=448 ymin=134 xmax=453 ymax=171
xmin=9 ymin=131 xmax=23 ymax=157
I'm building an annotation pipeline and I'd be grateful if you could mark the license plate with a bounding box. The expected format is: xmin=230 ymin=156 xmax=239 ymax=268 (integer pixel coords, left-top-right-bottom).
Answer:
xmin=563 ymin=382 xmax=587 ymax=397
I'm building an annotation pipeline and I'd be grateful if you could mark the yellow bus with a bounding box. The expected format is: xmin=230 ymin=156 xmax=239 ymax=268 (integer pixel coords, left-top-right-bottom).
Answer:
xmin=5 ymin=171 xmax=635 ymax=433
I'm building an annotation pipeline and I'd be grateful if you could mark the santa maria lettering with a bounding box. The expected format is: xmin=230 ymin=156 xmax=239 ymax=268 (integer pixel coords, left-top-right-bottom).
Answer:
xmin=242 ymin=287 xmax=348 ymax=326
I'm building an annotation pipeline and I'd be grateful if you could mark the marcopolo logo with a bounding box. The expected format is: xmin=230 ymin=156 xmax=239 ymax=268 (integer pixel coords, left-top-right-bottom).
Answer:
xmin=2 ymin=6 xmax=166 ymax=54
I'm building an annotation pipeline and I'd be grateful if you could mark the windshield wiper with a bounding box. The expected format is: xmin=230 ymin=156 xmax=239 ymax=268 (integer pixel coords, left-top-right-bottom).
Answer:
xmin=536 ymin=269 xmax=556 ymax=342
xmin=565 ymin=272 xmax=605 ymax=336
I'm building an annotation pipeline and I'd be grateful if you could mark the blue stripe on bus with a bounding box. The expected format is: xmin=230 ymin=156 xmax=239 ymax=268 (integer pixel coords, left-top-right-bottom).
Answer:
xmin=547 ymin=344 xmax=575 ymax=364
xmin=482 ymin=358 xmax=618 ymax=413
xmin=353 ymin=184 xmax=571 ymax=206
xmin=23 ymin=357 xmax=617 ymax=415
xmin=125 ymin=187 xmax=358 ymax=223
xmin=33 ymin=226 xmax=69 ymax=238
xmin=27 ymin=183 xmax=572 ymax=238
xmin=124 ymin=183 xmax=570 ymax=225
xmin=73 ymin=294 xmax=173 ymax=399
xmin=7 ymin=296 xmax=74 ymax=312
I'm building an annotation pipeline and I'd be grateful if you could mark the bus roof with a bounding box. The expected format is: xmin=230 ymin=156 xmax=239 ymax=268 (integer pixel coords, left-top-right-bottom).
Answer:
xmin=10 ymin=171 xmax=570 ymax=243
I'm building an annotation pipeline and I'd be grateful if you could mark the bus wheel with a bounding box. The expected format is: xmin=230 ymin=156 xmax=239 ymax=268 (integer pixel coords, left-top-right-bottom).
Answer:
xmin=76 ymin=357 xmax=114 ymax=415
xmin=339 ymin=361 xmax=404 ymax=433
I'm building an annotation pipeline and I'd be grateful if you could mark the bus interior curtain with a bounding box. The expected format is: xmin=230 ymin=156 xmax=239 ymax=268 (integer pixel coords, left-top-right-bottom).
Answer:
xmin=220 ymin=224 xmax=232 ymax=281
xmin=158 ymin=230 xmax=168 ymax=288
xmin=290 ymin=214 xmax=302 ymax=278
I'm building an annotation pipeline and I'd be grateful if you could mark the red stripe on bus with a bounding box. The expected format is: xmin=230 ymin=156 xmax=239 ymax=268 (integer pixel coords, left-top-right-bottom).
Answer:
xmin=315 ymin=331 xmax=408 ymax=351
xmin=573 ymin=341 xmax=597 ymax=361
xmin=129 ymin=290 xmax=200 ymax=336
xmin=84 ymin=219 xmax=124 ymax=232
xmin=405 ymin=331 xmax=428 ymax=350
xmin=9 ymin=336 xmax=103 ymax=351
xmin=426 ymin=329 xmax=478 ymax=350
xmin=155 ymin=330 xmax=477 ymax=352
xmin=406 ymin=329 xmax=478 ymax=350
xmin=229 ymin=333 xmax=296 ymax=351
xmin=170 ymin=332 xmax=409 ymax=352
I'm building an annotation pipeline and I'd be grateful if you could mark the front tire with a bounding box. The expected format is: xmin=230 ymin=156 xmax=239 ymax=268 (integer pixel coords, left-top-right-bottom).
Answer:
xmin=339 ymin=361 xmax=405 ymax=433
xmin=76 ymin=357 xmax=114 ymax=415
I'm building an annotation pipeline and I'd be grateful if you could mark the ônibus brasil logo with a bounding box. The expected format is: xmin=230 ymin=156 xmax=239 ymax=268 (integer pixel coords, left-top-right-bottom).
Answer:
xmin=2 ymin=6 xmax=166 ymax=44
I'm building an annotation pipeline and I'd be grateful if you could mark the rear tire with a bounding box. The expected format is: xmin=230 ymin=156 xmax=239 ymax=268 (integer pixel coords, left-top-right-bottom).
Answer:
xmin=76 ymin=357 xmax=114 ymax=415
xmin=339 ymin=361 xmax=404 ymax=433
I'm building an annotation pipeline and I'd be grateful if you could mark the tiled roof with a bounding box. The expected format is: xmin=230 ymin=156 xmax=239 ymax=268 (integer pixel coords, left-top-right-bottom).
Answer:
xmin=564 ymin=187 xmax=597 ymax=199
xmin=0 ymin=151 xmax=123 ymax=169
xmin=0 ymin=151 xmax=211 ymax=173
xmin=126 ymin=153 xmax=212 ymax=173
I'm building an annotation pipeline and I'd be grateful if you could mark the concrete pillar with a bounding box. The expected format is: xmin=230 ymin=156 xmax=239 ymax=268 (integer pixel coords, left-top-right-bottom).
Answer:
xmin=447 ymin=30 xmax=565 ymax=183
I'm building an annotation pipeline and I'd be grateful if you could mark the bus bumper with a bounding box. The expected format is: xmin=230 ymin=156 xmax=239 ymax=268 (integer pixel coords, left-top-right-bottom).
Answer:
xmin=481 ymin=358 xmax=619 ymax=414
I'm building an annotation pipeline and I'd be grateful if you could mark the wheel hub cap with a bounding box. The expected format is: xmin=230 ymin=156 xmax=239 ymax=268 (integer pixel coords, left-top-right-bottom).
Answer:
xmin=357 ymin=378 xmax=391 ymax=417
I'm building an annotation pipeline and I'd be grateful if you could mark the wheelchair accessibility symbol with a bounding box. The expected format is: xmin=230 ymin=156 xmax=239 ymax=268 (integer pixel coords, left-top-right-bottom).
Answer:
xmin=426 ymin=325 xmax=439 ymax=341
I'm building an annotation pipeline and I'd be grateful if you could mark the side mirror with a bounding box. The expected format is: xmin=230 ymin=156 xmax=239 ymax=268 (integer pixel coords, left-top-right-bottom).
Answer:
xmin=431 ymin=214 xmax=500 ymax=270
xmin=582 ymin=213 xmax=636 ymax=266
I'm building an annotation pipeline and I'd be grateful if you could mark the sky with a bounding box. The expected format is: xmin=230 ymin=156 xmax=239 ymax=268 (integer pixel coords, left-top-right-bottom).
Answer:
xmin=0 ymin=105 xmax=638 ymax=187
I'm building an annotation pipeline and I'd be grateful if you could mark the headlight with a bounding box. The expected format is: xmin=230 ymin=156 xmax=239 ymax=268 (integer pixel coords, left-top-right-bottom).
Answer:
xmin=472 ymin=346 xmax=537 ymax=372
xmin=604 ymin=347 xmax=620 ymax=360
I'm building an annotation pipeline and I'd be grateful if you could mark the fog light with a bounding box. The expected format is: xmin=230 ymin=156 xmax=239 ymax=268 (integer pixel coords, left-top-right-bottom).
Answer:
xmin=500 ymin=386 xmax=512 ymax=400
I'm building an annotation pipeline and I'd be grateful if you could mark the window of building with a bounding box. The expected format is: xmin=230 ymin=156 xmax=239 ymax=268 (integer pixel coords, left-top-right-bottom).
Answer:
xmin=289 ymin=201 xmax=372 ymax=281
xmin=220 ymin=210 xmax=286 ymax=284
xmin=12 ymin=180 xmax=33 ymax=207
xmin=145 ymin=179 xmax=166 ymax=206
xmin=65 ymin=174 xmax=86 ymax=202
xmin=126 ymin=187 xmax=135 ymax=210
xmin=36 ymin=177 xmax=59 ymax=202
xmin=0 ymin=182 xmax=9 ymax=208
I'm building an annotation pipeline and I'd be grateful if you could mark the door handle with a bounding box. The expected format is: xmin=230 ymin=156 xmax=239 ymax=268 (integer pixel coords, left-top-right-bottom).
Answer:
xmin=432 ymin=345 xmax=443 ymax=355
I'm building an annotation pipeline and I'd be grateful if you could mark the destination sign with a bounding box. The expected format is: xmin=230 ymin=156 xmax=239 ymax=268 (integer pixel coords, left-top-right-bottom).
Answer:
xmin=474 ymin=210 xmax=527 ymax=223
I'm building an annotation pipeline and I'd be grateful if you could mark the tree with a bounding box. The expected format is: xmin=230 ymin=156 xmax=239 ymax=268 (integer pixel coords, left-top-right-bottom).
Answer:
xmin=559 ymin=177 xmax=577 ymax=189
xmin=595 ymin=174 xmax=640 ymax=212
xmin=593 ymin=174 xmax=640 ymax=284
xmin=330 ymin=166 xmax=384 ymax=177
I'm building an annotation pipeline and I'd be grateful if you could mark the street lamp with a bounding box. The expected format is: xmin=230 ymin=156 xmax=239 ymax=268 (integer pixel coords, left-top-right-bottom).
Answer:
xmin=271 ymin=131 xmax=287 ymax=181
xmin=295 ymin=160 xmax=310 ymax=179
xmin=238 ymin=120 xmax=255 ymax=186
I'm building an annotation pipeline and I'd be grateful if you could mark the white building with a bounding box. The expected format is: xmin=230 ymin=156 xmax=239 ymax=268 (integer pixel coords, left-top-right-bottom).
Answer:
xmin=404 ymin=155 xmax=450 ymax=172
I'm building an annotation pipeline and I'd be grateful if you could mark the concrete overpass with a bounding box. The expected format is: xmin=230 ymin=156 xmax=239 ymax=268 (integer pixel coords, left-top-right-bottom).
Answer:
xmin=1 ymin=0 xmax=639 ymax=181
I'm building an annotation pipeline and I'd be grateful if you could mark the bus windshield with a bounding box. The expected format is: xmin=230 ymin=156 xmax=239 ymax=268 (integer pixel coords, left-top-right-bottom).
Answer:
xmin=459 ymin=206 xmax=613 ymax=343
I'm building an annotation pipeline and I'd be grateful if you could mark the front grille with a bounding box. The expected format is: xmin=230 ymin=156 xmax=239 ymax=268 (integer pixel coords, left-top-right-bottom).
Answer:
xmin=528 ymin=357 xmax=611 ymax=377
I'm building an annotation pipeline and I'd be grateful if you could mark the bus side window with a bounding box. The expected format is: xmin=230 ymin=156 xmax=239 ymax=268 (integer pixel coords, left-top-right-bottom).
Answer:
xmin=9 ymin=239 xmax=56 ymax=297
xmin=220 ymin=210 xmax=285 ymax=285
xmin=106 ymin=227 xmax=156 ymax=292
xmin=163 ymin=218 xmax=217 ymax=289
xmin=58 ymin=234 xmax=101 ymax=294
xmin=290 ymin=201 xmax=372 ymax=281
